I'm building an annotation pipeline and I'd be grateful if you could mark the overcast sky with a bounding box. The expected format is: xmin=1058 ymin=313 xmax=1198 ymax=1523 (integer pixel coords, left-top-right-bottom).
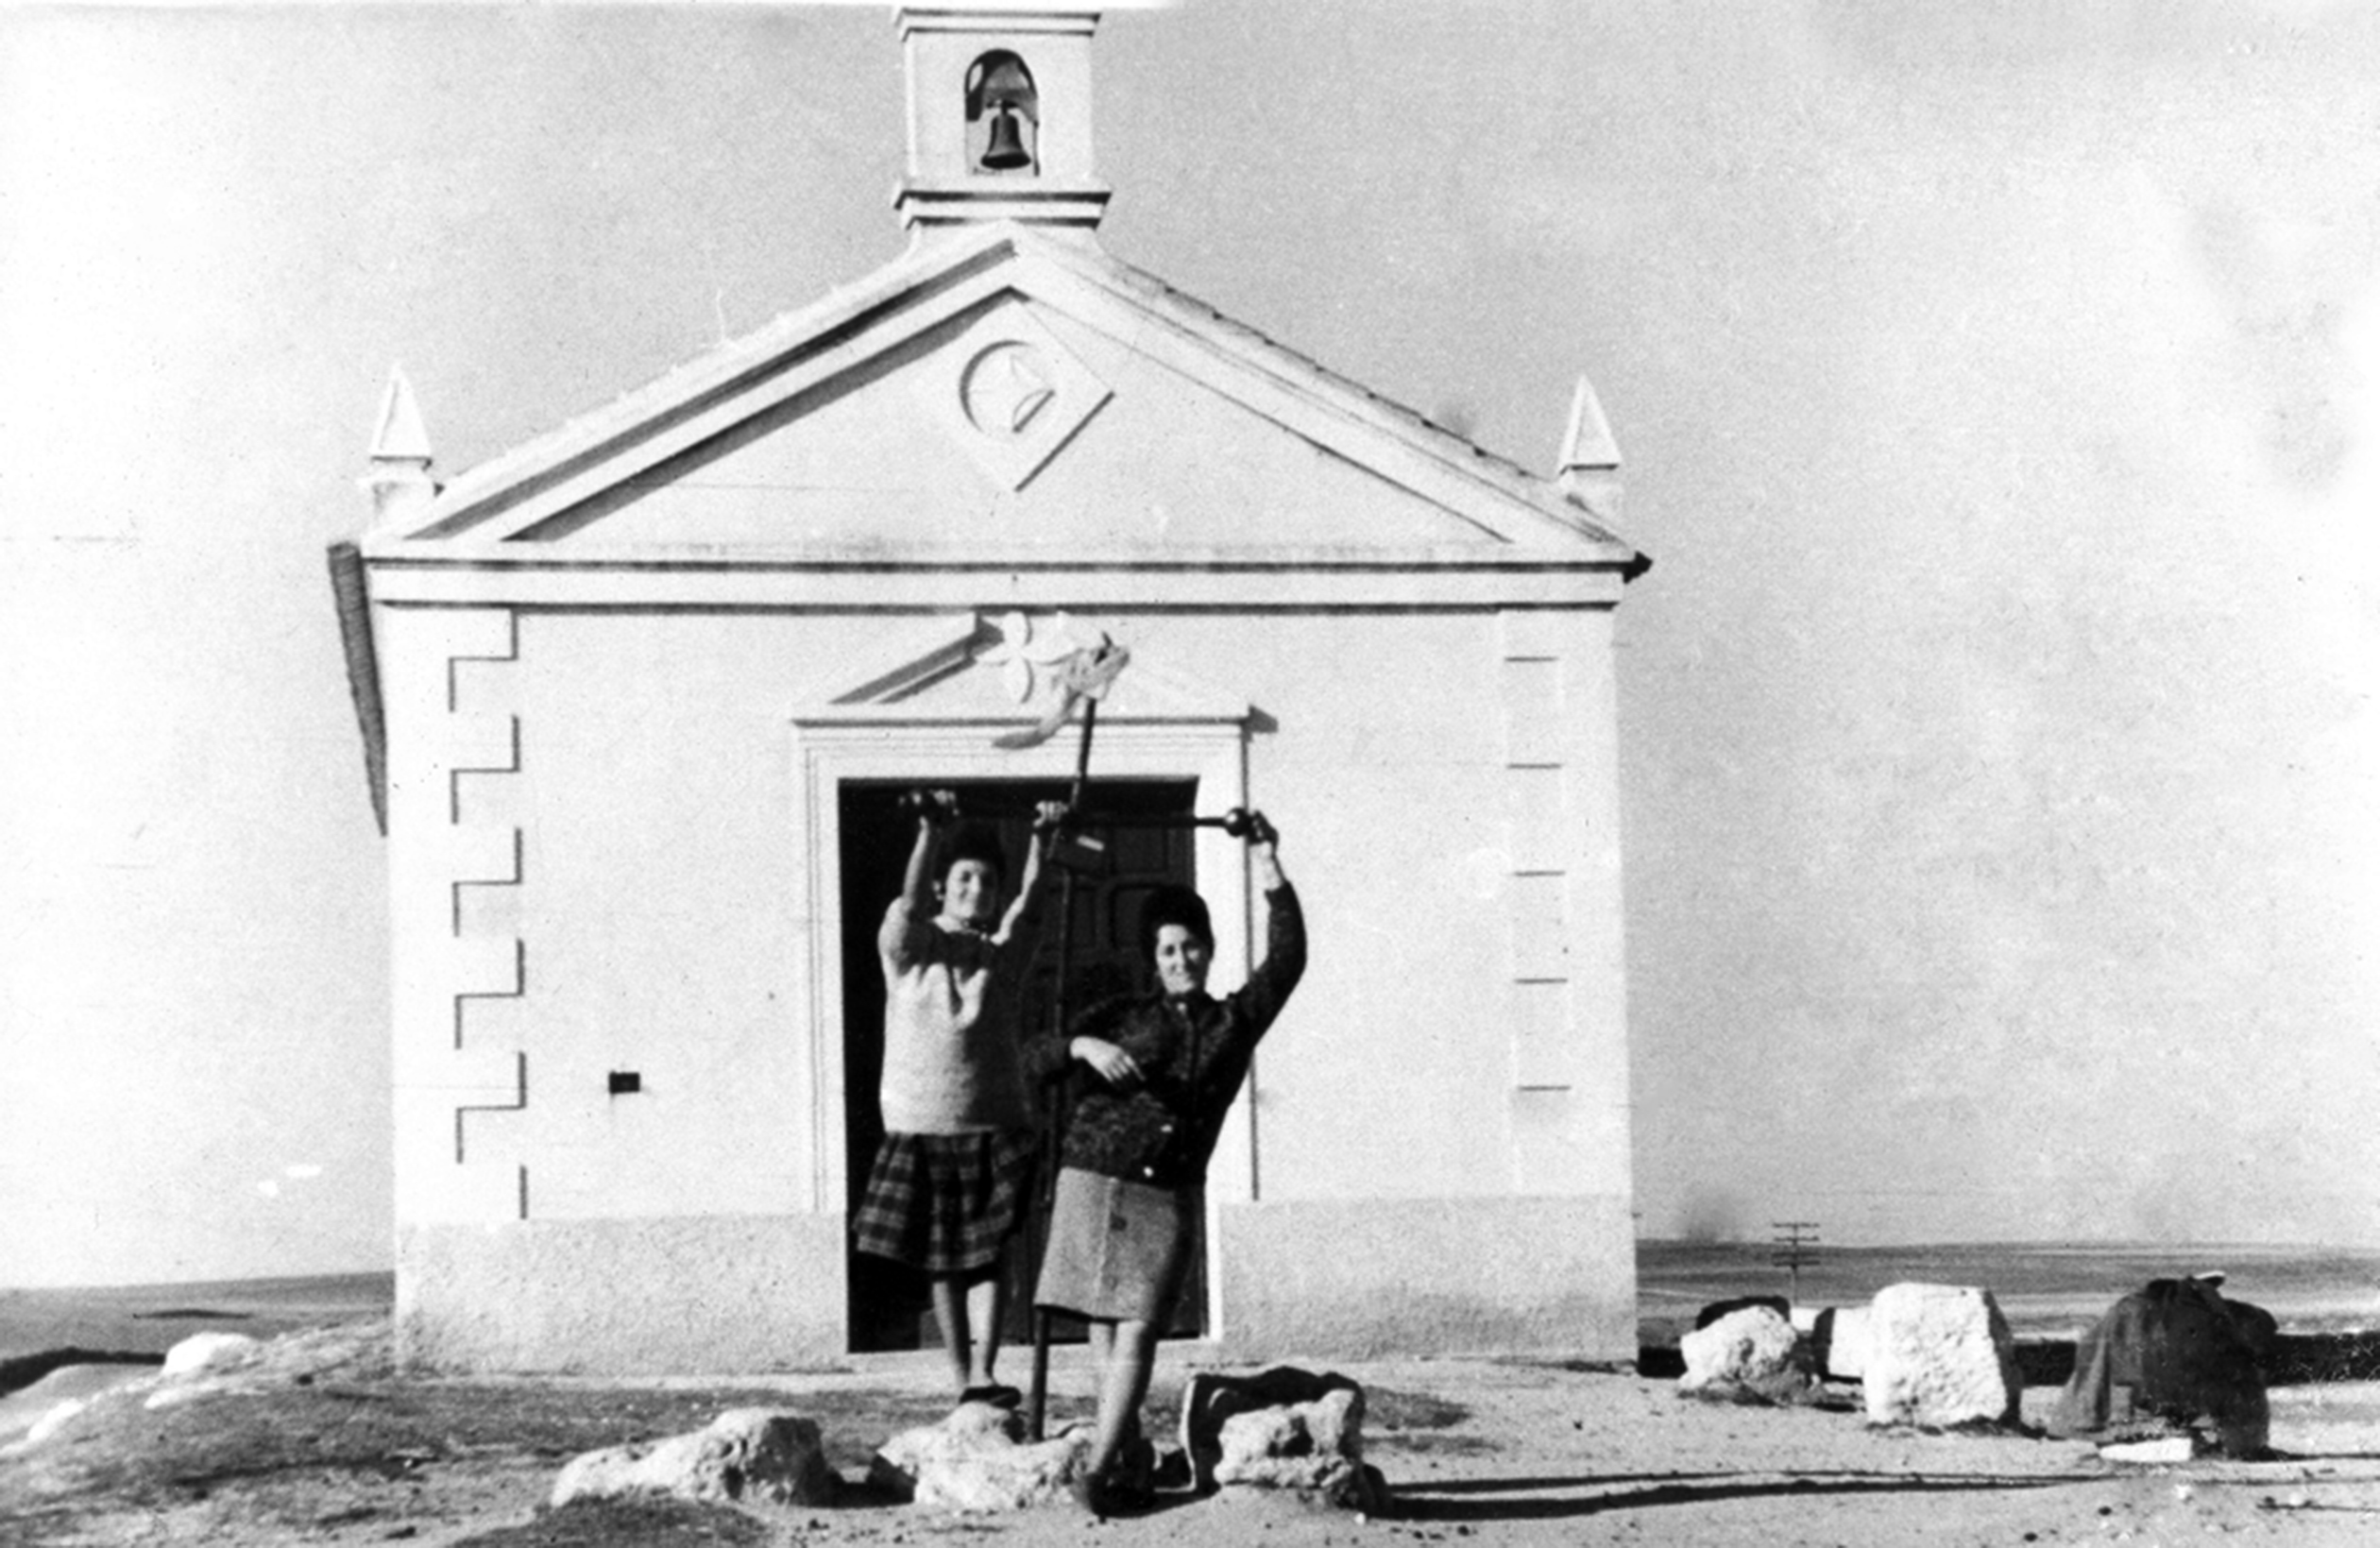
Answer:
xmin=4 ymin=1 xmax=2377 ymax=1287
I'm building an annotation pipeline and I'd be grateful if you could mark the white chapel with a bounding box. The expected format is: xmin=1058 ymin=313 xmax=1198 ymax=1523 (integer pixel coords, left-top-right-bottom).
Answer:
xmin=334 ymin=3 xmax=1651 ymax=1373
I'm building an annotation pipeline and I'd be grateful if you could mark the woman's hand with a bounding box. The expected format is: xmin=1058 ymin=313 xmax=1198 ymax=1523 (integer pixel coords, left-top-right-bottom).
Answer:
xmin=1071 ymin=1035 xmax=1142 ymax=1091
xmin=900 ymin=788 xmax=960 ymax=828
xmin=1244 ymin=809 xmax=1284 ymax=889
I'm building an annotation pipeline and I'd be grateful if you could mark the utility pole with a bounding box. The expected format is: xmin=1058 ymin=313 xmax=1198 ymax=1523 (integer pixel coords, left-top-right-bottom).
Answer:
xmin=1771 ymin=1220 xmax=1821 ymax=1308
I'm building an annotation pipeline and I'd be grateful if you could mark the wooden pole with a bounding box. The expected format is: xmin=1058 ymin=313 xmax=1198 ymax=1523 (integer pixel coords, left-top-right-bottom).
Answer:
xmin=1028 ymin=694 xmax=1100 ymax=1440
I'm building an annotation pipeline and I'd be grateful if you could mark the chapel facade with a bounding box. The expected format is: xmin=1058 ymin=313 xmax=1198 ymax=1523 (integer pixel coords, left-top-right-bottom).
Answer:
xmin=335 ymin=3 xmax=1649 ymax=1373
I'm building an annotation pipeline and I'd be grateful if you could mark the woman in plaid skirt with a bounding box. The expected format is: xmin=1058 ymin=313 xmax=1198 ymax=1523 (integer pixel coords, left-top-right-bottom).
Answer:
xmin=855 ymin=792 xmax=1065 ymax=1407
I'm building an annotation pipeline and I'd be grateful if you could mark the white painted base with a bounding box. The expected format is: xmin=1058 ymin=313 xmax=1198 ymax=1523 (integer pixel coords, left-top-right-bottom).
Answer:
xmin=396 ymin=1214 xmax=850 ymax=1375
xmin=397 ymin=1194 xmax=1640 ymax=1373
xmin=1211 ymin=1195 xmax=1638 ymax=1363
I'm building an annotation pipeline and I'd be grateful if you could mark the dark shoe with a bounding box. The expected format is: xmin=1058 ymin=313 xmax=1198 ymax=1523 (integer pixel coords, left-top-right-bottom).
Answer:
xmin=957 ymin=1384 xmax=1022 ymax=1409
xmin=1114 ymin=1435 xmax=1158 ymax=1494
xmin=1073 ymin=1467 xmax=1151 ymax=1519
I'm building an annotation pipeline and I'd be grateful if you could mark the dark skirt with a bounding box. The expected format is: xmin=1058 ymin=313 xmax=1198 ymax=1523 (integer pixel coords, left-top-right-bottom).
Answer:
xmin=1033 ymin=1166 xmax=1197 ymax=1325
xmin=853 ymin=1129 xmax=1038 ymax=1275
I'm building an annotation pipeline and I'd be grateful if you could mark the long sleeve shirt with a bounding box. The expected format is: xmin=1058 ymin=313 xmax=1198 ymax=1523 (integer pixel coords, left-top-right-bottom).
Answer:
xmin=876 ymin=894 xmax=1041 ymax=1133
xmin=1028 ymin=882 xmax=1304 ymax=1189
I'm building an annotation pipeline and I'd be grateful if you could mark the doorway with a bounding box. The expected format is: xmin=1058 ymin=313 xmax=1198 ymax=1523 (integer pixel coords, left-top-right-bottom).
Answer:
xmin=841 ymin=777 xmax=1206 ymax=1353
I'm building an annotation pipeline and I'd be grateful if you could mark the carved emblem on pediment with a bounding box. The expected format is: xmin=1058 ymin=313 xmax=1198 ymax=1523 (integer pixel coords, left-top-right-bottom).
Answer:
xmin=963 ymin=345 xmax=1057 ymax=439
xmin=916 ymin=305 xmax=1112 ymax=492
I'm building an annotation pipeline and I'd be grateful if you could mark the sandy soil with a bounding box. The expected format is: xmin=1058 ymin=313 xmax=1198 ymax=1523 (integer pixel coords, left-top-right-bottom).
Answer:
xmin=6 ymin=1320 xmax=2380 ymax=1548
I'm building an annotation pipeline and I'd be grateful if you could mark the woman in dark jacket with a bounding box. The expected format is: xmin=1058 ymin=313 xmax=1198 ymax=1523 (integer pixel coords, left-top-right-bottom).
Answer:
xmin=1029 ymin=810 xmax=1303 ymax=1514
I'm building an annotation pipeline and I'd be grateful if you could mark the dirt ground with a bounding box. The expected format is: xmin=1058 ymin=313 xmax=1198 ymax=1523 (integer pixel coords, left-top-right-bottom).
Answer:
xmin=6 ymin=1319 xmax=2380 ymax=1548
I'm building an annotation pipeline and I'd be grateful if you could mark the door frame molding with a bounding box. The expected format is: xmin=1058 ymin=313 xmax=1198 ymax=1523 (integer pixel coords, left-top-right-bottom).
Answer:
xmin=787 ymin=716 xmax=1253 ymax=1341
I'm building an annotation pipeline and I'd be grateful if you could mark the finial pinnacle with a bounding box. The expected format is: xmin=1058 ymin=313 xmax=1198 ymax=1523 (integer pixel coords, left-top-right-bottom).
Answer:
xmin=1558 ymin=373 xmax=1621 ymax=475
xmin=361 ymin=366 xmax=438 ymax=522
xmin=1557 ymin=372 xmax=1624 ymax=525
xmin=368 ymin=366 xmax=434 ymax=465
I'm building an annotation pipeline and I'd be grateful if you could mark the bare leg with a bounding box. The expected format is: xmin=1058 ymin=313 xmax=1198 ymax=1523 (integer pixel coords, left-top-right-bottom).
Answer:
xmin=1086 ymin=1318 xmax=1158 ymax=1479
xmin=928 ymin=1276 xmax=973 ymax=1396
xmin=965 ymin=1271 xmax=1006 ymax=1388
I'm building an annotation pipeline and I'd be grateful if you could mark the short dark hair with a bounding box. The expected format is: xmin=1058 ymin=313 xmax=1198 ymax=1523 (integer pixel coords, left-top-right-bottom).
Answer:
xmin=1137 ymin=884 xmax=1213 ymax=962
xmin=936 ymin=822 xmax=1008 ymax=890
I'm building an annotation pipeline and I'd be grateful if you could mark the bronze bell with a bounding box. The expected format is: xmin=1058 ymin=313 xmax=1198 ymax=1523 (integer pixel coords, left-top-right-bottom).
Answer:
xmin=979 ymin=103 xmax=1032 ymax=170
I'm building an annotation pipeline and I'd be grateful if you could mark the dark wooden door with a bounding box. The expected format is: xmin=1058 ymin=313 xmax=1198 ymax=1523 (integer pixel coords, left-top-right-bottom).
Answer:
xmin=841 ymin=777 xmax=1202 ymax=1352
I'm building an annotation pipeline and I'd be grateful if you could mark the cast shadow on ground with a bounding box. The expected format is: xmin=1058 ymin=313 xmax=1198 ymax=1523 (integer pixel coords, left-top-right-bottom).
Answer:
xmin=1409 ymin=1471 xmax=1736 ymax=1493
xmin=1394 ymin=1471 xmax=2086 ymax=1523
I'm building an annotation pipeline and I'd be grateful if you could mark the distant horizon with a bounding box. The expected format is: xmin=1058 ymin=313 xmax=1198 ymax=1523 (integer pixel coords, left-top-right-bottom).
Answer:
xmin=12 ymin=1238 xmax=2380 ymax=1298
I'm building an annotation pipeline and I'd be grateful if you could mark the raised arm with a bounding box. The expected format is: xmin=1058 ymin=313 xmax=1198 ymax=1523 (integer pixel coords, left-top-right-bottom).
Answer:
xmin=879 ymin=790 xmax=955 ymax=966
xmin=994 ymin=800 xmax=1069 ymax=944
xmin=1232 ymin=811 xmax=1305 ymax=1031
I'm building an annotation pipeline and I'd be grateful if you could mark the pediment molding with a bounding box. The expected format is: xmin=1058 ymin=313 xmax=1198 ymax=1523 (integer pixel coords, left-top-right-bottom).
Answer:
xmin=364 ymin=228 xmax=1640 ymax=572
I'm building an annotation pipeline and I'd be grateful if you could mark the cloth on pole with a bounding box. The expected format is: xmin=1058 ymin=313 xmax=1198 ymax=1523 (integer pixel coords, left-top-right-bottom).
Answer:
xmin=994 ymin=640 xmax=1130 ymax=750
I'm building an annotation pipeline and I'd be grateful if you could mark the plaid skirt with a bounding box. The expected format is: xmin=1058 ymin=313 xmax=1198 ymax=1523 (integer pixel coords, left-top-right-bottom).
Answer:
xmin=853 ymin=1128 xmax=1039 ymax=1275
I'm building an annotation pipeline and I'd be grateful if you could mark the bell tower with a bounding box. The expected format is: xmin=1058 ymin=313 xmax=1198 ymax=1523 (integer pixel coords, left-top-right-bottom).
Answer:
xmin=893 ymin=4 xmax=1112 ymax=234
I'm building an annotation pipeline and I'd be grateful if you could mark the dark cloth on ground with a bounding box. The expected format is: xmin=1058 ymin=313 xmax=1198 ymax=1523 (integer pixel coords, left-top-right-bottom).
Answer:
xmin=1024 ymin=882 xmax=1304 ymax=1191
xmin=853 ymin=1128 xmax=1038 ymax=1275
xmin=1695 ymin=1295 xmax=1792 ymax=1330
xmin=1035 ymin=1166 xmax=1197 ymax=1325
xmin=2048 ymin=1276 xmax=2272 ymax=1456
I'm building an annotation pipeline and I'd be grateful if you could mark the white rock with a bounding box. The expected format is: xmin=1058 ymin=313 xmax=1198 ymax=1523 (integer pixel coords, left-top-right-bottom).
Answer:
xmin=1210 ymin=1384 xmax=1388 ymax=1512
xmin=144 ymin=1381 xmax=264 ymax=1411
xmin=1216 ymin=1394 xmax=1353 ymax=1492
xmin=1678 ymin=1306 xmax=1812 ymax=1402
xmin=551 ymin=1408 xmax=838 ymax=1509
xmin=3 ymin=1398 xmax=90 ymax=1454
xmin=872 ymin=1402 xmax=1092 ymax=1513
xmin=161 ymin=1333 xmax=261 ymax=1378
xmin=915 ymin=1430 xmax=1092 ymax=1513
xmin=870 ymin=1401 xmax=1024 ymax=1500
xmin=1862 ymin=1283 xmax=2021 ymax=1429
xmin=1182 ymin=1367 xmax=1366 ymax=1494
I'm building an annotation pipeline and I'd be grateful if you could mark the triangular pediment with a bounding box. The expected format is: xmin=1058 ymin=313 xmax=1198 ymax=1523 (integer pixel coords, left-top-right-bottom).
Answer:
xmin=368 ymin=227 xmax=1639 ymax=570
xmin=798 ymin=611 xmax=1250 ymax=733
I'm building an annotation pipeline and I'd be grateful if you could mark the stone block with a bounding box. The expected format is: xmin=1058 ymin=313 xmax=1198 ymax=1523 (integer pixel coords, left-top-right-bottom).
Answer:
xmin=1183 ymin=1367 xmax=1387 ymax=1513
xmin=1862 ymin=1283 xmax=2021 ymax=1429
xmin=871 ymin=1401 xmax=1093 ymax=1513
xmin=1181 ymin=1367 xmax=1360 ymax=1494
xmin=1677 ymin=1306 xmax=1814 ymax=1403
xmin=551 ymin=1408 xmax=838 ymax=1509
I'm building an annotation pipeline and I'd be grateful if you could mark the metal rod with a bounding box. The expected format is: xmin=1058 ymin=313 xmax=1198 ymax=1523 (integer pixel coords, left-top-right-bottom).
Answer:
xmin=896 ymin=795 xmax=1240 ymax=834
